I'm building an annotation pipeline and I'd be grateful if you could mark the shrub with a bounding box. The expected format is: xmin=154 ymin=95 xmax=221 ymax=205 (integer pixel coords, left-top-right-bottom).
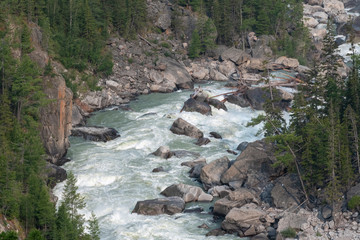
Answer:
xmin=281 ymin=227 xmax=296 ymax=238
xmin=160 ymin=42 xmax=171 ymax=49
xmin=348 ymin=195 xmax=360 ymax=211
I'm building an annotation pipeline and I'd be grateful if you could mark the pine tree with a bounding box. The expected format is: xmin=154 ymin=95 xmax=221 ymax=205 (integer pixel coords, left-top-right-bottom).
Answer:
xmin=88 ymin=212 xmax=100 ymax=240
xmin=188 ymin=30 xmax=201 ymax=58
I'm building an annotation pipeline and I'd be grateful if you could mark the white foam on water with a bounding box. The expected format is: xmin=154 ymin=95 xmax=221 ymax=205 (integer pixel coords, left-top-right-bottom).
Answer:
xmin=337 ymin=43 xmax=360 ymax=63
xmin=54 ymin=82 xmax=261 ymax=240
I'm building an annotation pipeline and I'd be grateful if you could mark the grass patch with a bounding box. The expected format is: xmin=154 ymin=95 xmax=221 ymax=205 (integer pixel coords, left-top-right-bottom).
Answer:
xmin=281 ymin=227 xmax=296 ymax=238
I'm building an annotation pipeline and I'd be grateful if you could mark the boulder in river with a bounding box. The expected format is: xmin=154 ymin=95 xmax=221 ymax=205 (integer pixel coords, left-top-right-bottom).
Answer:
xmin=195 ymin=137 xmax=211 ymax=146
xmin=161 ymin=183 xmax=213 ymax=202
xmin=152 ymin=146 xmax=174 ymax=159
xmin=170 ymin=118 xmax=204 ymax=139
xmin=132 ymin=197 xmax=185 ymax=215
xmin=182 ymin=98 xmax=212 ymax=115
xmin=210 ymin=132 xmax=222 ymax=139
xmin=200 ymin=156 xmax=230 ymax=190
xmin=207 ymin=98 xmax=228 ymax=111
xmin=71 ymin=126 xmax=120 ymax=142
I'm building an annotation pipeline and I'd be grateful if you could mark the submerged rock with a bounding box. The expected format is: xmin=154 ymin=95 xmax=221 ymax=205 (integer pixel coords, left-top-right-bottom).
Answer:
xmin=195 ymin=137 xmax=211 ymax=146
xmin=210 ymin=132 xmax=222 ymax=139
xmin=170 ymin=118 xmax=204 ymax=139
xmin=181 ymin=157 xmax=207 ymax=168
xmin=71 ymin=126 xmax=120 ymax=142
xmin=132 ymin=197 xmax=185 ymax=215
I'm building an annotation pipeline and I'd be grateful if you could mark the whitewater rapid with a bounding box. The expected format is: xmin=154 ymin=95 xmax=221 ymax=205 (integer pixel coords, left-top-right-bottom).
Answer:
xmin=54 ymin=82 xmax=264 ymax=240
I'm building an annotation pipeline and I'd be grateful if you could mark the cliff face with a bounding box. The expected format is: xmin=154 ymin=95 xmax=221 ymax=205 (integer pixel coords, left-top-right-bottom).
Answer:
xmin=40 ymin=75 xmax=73 ymax=164
xmin=28 ymin=23 xmax=73 ymax=165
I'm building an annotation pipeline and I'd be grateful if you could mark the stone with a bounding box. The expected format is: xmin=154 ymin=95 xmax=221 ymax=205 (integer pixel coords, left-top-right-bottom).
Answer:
xmin=274 ymin=56 xmax=300 ymax=69
xmin=198 ymin=223 xmax=209 ymax=229
xmin=132 ymin=197 xmax=185 ymax=215
xmin=189 ymin=163 xmax=206 ymax=178
xmin=181 ymin=157 xmax=207 ymax=168
xmin=221 ymin=47 xmax=251 ymax=65
xmin=183 ymin=207 xmax=204 ymax=213
xmin=71 ymin=126 xmax=120 ymax=142
xmin=72 ymin=104 xmax=85 ymax=127
xmin=149 ymin=69 xmax=164 ymax=84
xmin=310 ymin=28 xmax=327 ymax=40
xmin=210 ymin=132 xmax=222 ymax=139
xmin=213 ymin=188 xmax=258 ymax=216
xmin=45 ymin=163 xmax=67 ymax=188
xmin=106 ymin=80 xmax=120 ymax=91
xmin=225 ymin=94 xmax=250 ymax=108
xmin=208 ymin=185 xmax=231 ymax=197
xmin=221 ymin=204 xmax=267 ymax=235
xmin=192 ymin=67 xmax=209 ymax=80
xmin=209 ymin=69 xmax=228 ymax=81
xmin=152 ymin=146 xmax=173 ymax=159
xmin=303 ymin=16 xmax=319 ymax=28
xmin=207 ymin=98 xmax=228 ymax=111
xmin=170 ymin=118 xmax=204 ymax=139
xmin=221 ymin=140 xmax=280 ymax=187
xmin=323 ymin=0 xmax=345 ymax=17
xmin=277 ymin=211 xmax=312 ymax=233
xmin=161 ymin=183 xmax=213 ymax=203
xmin=347 ymin=182 xmax=360 ymax=200
xmin=200 ymin=156 xmax=230 ymax=190
xmin=195 ymin=137 xmax=211 ymax=146
xmin=313 ymin=11 xmax=328 ymax=23
xmin=162 ymin=58 xmax=194 ymax=90
xmin=321 ymin=205 xmax=333 ymax=220
xmin=236 ymin=141 xmax=249 ymax=151
xmin=152 ymin=167 xmax=165 ymax=172
xmin=182 ymin=98 xmax=212 ymax=115
xmin=271 ymin=174 xmax=304 ymax=210
xmin=205 ymin=228 xmax=226 ymax=237
xmin=218 ymin=60 xmax=237 ymax=78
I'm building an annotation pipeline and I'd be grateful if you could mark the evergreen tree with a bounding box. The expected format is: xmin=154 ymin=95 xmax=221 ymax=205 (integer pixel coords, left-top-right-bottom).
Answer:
xmin=188 ymin=30 xmax=201 ymax=58
xmin=88 ymin=212 xmax=100 ymax=240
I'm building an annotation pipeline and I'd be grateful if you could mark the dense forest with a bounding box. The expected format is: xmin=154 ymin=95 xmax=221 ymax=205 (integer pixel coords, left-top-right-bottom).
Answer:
xmin=0 ymin=0 xmax=359 ymax=239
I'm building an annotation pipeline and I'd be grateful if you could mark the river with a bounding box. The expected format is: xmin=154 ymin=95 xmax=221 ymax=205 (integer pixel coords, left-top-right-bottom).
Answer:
xmin=53 ymin=82 xmax=264 ymax=240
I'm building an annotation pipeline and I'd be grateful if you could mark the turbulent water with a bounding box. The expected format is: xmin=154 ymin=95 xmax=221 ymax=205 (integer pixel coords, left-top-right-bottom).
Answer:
xmin=54 ymin=82 xmax=264 ymax=240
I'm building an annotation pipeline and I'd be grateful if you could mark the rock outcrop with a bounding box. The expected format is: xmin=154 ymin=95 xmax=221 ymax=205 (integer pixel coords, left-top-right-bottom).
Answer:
xmin=132 ymin=197 xmax=185 ymax=215
xmin=182 ymin=98 xmax=212 ymax=115
xmin=40 ymin=75 xmax=73 ymax=165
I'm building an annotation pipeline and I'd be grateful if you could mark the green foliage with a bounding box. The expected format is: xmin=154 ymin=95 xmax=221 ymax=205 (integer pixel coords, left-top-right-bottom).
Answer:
xmin=0 ymin=231 xmax=18 ymax=240
xmin=348 ymin=195 xmax=360 ymax=211
xmin=26 ymin=229 xmax=45 ymax=240
xmin=160 ymin=42 xmax=171 ymax=49
xmin=88 ymin=212 xmax=100 ymax=240
xmin=188 ymin=30 xmax=201 ymax=58
xmin=281 ymin=227 xmax=297 ymax=238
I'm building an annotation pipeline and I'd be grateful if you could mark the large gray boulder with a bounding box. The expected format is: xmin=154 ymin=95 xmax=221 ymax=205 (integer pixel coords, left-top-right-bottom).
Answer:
xmin=200 ymin=156 xmax=230 ymax=190
xmin=161 ymin=183 xmax=213 ymax=202
xmin=221 ymin=204 xmax=267 ymax=237
xmin=170 ymin=118 xmax=204 ymax=139
xmin=162 ymin=58 xmax=193 ymax=90
xmin=271 ymin=174 xmax=305 ymax=210
xmin=323 ymin=0 xmax=345 ymax=17
xmin=221 ymin=140 xmax=282 ymax=189
xmin=214 ymin=188 xmax=258 ymax=216
xmin=221 ymin=47 xmax=251 ymax=65
xmin=132 ymin=197 xmax=185 ymax=215
xmin=182 ymin=98 xmax=212 ymax=115
xmin=71 ymin=126 xmax=120 ymax=142
xmin=277 ymin=210 xmax=312 ymax=233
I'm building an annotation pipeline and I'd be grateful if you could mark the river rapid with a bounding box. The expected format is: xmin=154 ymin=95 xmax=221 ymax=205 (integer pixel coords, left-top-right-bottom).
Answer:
xmin=54 ymin=82 xmax=265 ymax=240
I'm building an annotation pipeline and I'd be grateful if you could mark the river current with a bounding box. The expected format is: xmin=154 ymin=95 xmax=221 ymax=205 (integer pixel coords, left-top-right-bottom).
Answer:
xmin=53 ymin=82 xmax=264 ymax=240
